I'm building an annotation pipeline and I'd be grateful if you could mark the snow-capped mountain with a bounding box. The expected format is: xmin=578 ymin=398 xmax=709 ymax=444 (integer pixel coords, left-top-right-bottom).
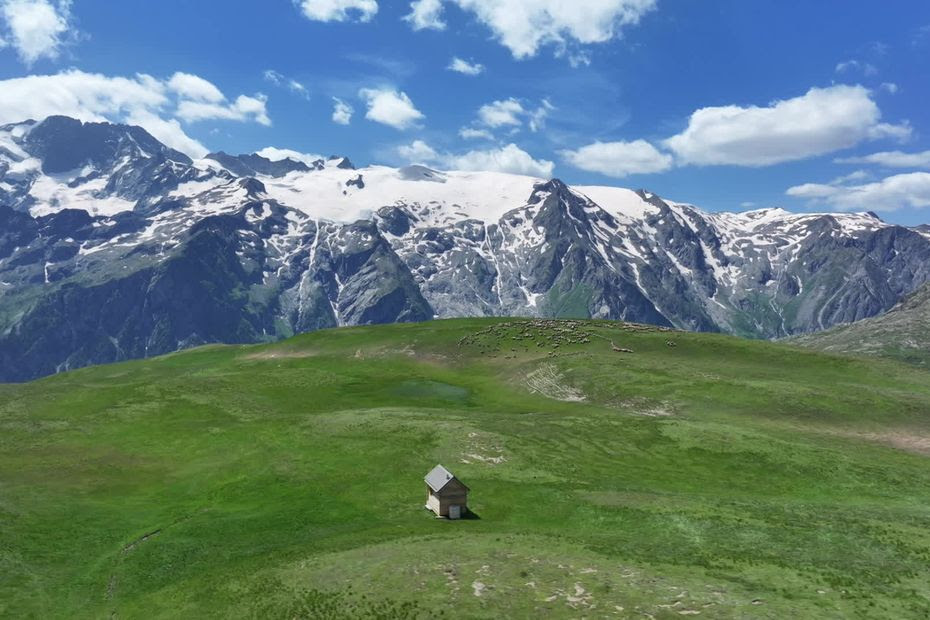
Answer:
xmin=2 ymin=116 xmax=929 ymax=381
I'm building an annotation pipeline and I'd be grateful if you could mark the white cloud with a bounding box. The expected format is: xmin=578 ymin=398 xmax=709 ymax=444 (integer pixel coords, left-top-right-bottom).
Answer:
xmin=831 ymin=170 xmax=871 ymax=185
xmin=0 ymin=70 xmax=273 ymax=158
xmin=405 ymin=0 xmax=444 ymax=30
xmin=176 ymin=94 xmax=270 ymax=126
xmin=255 ymin=146 xmax=324 ymax=165
xmin=288 ymin=79 xmax=309 ymax=99
xmin=447 ymin=56 xmax=484 ymax=75
xmin=835 ymin=150 xmax=930 ymax=169
xmin=473 ymin=97 xmax=552 ymax=133
xmin=448 ymin=143 xmax=554 ymax=176
xmin=459 ymin=127 xmax=494 ymax=140
xmin=263 ymin=70 xmax=309 ymax=99
xmin=168 ymin=72 xmax=225 ymax=103
xmin=786 ymin=172 xmax=930 ymax=212
xmin=397 ymin=139 xmax=553 ymax=177
xmin=560 ymin=140 xmax=673 ymax=177
xmin=664 ymin=85 xmax=911 ymax=167
xmin=263 ymin=69 xmax=284 ymax=85
xmin=332 ymin=97 xmax=353 ymax=125
xmin=835 ymin=59 xmax=878 ymax=76
xmin=435 ymin=0 xmax=656 ymax=59
xmin=0 ymin=71 xmax=169 ymax=131
xmin=478 ymin=98 xmax=525 ymax=128
xmin=785 ymin=183 xmax=839 ymax=200
xmin=121 ymin=110 xmax=207 ymax=159
xmin=1 ymin=0 xmax=72 ymax=64
xmin=397 ymin=139 xmax=439 ymax=162
xmin=358 ymin=87 xmax=424 ymax=129
xmin=880 ymin=82 xmax=899 ymax=94
xmin=294 ymin=0 xmax=378 ymax=22
xmin=0 ymin=33 xmax=7 ymax=48
xmin=528 ymin=99 xmax=554 ymax=132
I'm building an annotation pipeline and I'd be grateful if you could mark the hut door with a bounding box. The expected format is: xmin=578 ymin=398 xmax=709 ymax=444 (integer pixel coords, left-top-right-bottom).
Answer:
xmin=449 ymin=505 xmax=461 ymax=520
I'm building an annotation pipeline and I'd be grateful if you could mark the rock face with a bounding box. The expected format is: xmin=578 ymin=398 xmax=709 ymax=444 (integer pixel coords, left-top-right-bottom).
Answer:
xmin=1 ymin=116 xmax=929 ymax=381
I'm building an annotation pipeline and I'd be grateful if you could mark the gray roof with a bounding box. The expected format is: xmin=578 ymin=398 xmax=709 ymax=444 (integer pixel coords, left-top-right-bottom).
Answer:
xmin=425 ymin=464 xmax=465 ymax=493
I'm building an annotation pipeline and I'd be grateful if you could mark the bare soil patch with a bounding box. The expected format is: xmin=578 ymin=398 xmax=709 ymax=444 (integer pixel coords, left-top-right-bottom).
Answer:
xmin=833 ymin=429 xmax=930 ymax=456
xmin=525 ymin=364 xmax=586 ymax=402
xmin=240 ymin=349 xmax=317 ymax=360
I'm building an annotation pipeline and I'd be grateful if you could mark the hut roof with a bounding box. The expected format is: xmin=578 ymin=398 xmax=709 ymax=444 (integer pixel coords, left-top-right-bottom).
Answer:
xmin=425 ymin=464 xmax=468 ymax=493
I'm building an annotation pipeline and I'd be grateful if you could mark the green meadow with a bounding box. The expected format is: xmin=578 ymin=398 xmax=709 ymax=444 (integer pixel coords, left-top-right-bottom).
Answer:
xmin=2 ymin=318 xmax=929 ymax=618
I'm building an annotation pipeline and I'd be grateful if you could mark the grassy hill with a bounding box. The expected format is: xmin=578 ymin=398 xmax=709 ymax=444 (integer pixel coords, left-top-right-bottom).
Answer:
xmin=2 ymin=318 xmax=930 ymax=618
xmin=791 ymin=284 xmax=930 ymax=367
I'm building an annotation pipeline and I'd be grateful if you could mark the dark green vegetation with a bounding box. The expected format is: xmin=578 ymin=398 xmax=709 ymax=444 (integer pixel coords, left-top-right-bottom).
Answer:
xmin=2 ymin=318 xmax=930 ymax=618
xmin=792 ymin=283 xmax=930 ymax=367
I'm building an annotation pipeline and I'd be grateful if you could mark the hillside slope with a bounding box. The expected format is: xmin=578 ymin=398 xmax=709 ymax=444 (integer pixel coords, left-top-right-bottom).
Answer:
xmin=2 ymin=319 xmax=930 ymax=618
xmin=791 ymin=283 xmax=930 ymax=366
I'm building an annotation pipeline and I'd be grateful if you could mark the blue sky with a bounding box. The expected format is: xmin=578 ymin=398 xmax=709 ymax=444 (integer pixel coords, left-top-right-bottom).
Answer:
xmin=1 ymin=0 xmax=929 ymax=224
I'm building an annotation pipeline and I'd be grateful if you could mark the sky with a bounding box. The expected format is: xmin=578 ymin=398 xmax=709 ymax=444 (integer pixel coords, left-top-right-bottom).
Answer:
xmin=0 ymin=0 xmax=929 ymax=224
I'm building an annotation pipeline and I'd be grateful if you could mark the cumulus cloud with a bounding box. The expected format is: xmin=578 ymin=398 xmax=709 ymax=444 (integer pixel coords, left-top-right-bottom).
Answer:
xmin=447 ymin=56 xmax=484 ymax=75
xmin=358 ymin=87 xmax=424 ymax=129
xmin=397 ymin=139 xmax=439 ymax=162
xmin=786 ymin=172 xmax=930 ymax=212
xmin=121 ymin=111 xmax=207 ymax=159
xmin=448 ymin=143 xmax=554 ymax=176
xmin=0 ymin=70 xmax=272 ymax=158
xmin=312 ymin=0 xmax=656 ymax=58
xmin=1 ymin=0 xmax=73 ymax=64
xmin=472 ymin=97 xmax=551 ymax=133
xmin=478 ymin=98 xmax=524 ymax=128
xmin=397 ymin=139 xmax=553 ymax=177
xmin=406 ymin=0 xmax=655 ymax=59
xmin=404 ymin=0 xmax=444 ymax=30
xmin=176 ymin=94 xmax=270 ymax=126
xmin=294 ymin=0 xmax=378 ymax=22
xmin=835 ymin=150 xmax=930 ymax=169
xmin=560 ymin=140 xmax=673 ymax=177
xmin=664 ymin=85 xmax=911 ymax=167
xmin=332 ymin=97 xmax=353 ymax=125
xmin=459 ymin=127 xmax=494 ymax=140
xmin=255 ymin=146 xmax=325 ymax=165
xmin=168 ymin=72 xmax=226 ymax=103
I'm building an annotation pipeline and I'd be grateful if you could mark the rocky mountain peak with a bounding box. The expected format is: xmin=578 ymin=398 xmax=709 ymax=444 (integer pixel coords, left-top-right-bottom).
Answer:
xmin=238 ymin=177 xmax=267 ymax=197
xmin=328 ymin=155 xmax=355 ymax=170
xmin=206 ymin=151 xmax=310 ymax=178
xmin=528 ymin=178 xmax=573 ymax=204
xmin=24 ymin=116 xmax=192 ymax=173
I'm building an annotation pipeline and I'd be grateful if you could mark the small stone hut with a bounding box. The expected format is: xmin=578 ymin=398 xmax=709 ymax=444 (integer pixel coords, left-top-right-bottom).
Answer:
xmin=424 ymin=464 xmax=469 ymax=519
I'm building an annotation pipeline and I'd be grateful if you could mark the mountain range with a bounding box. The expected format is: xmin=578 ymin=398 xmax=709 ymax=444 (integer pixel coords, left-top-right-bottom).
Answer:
xmin=2 ymin=115 xmax=929 ymax=382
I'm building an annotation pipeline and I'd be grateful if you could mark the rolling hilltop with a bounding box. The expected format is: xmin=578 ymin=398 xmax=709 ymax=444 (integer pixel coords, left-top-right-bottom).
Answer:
xmin=792 ymin=283 xmax=930 ymax=367
xmin=2 ymin=319 xmax=930 ymax=618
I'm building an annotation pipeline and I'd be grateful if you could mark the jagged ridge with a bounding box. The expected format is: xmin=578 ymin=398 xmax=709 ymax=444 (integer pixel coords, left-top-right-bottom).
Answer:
xmin=1 ymin=116 xmax=929 ymax=381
